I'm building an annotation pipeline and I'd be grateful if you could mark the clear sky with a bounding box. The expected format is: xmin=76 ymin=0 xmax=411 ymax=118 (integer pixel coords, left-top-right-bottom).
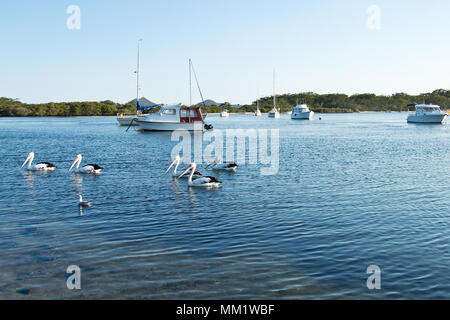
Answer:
xmin=1 ymin=0 xmax=450 ymax=105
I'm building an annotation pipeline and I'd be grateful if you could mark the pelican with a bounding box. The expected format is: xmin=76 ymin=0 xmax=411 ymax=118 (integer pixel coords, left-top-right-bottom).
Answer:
xmin=78 ymin=195 xmax=92 ymax=207
xmin=206 ymin=157 xmax=238 ymax=171
xmin=68 ymin=154 xmax=103 ymax=174
xmin=165 ymin=155 xmax=202 ymax=179
xmin=178 ymin=163 xmax=222 ymax=187
xmin=20 ymin=152 xmax=57 ymax=171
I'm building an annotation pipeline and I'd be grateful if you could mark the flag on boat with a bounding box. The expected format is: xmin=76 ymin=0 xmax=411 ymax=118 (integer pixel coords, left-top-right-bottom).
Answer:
xmin=137 ymin=100 xmax=162 ymax=111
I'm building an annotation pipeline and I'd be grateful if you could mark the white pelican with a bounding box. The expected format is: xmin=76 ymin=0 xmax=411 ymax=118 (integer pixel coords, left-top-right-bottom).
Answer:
xmin=20 ymin=152 xmax=56 ymax=171
xmin=68 ymin=154 xmax=103 ymax=174
xmin=78 ymin=195 xmax=92 ymax=207
xmin=206 ymin=157 xmax=238 ymax=171
xmin=165 ymin=155 xmax=202 ymax=179
xmin=178 ymin=163 xmax=222 ymax=188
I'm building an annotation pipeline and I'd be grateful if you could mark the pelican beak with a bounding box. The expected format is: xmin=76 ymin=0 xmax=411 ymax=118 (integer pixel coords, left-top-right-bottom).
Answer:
xmin=165 ymin=158 xmax=178 ymax=174
xmin=178 ymin=166 xmax=193 ymax=178
xmin=20 ymin=154 xmax=31 ymax=169
xmin=68 ymin=157 xmax=79 ymax=172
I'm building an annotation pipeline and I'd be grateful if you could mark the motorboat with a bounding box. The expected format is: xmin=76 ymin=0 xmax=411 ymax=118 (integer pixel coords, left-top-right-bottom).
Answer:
xmin=407 ymin=104 xmax=448 ymax=124
xmin=136 ymin=59 xmax=212 ymax=131
xmin=291 ymin=104 xmax=314 ymax=120
xmin=220 ymin=110 xmax=229 ymax=118
xmin=137 ymin=104 xmax=206 ymax=131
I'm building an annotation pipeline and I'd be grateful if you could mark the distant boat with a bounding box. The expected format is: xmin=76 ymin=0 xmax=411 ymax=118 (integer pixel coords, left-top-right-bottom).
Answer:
xmin=268 ymin=70 xmax=280 ymax=119
xmin=291 ymin=104 xmax=314 ymax=120
xmin=254 ymin=99 xmax=262 ymax=116
xmin=220 ymin=109 xmax=229 ymax=118
xmin=407 ymin=104 xmax=448 ymax=124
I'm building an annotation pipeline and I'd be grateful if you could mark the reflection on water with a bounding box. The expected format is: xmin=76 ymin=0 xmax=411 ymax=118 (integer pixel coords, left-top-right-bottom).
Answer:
xmin=0 ymin=114 xmax=449 ymax=299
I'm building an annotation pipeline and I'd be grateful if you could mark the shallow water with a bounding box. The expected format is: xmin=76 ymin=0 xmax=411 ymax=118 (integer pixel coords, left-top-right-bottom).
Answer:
xmin=0 ymin=113 xmax=449 ymax=299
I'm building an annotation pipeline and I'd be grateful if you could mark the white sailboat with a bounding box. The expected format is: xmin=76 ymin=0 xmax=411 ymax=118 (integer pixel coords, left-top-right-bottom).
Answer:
xmin=117 ymin=39 xmax=146 ymax=126
xmin=268 ymin=70 xmax=280 ymax=118
xmin=254 ymin=99 xmax=262 ymax=116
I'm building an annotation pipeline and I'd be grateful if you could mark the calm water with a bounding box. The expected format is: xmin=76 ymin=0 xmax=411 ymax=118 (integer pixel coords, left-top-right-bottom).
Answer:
xmin=0 ymin=113 xmax=449 ymax=299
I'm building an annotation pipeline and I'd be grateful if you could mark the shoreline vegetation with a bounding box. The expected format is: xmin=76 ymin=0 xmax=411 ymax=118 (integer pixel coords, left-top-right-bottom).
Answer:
xmin=1 ymin=89 xmax=450 ymax=117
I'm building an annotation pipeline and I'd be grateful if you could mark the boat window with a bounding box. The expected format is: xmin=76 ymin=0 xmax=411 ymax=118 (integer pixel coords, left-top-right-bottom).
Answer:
xmin=162 ymin=109 xmax=176 ymax=115
xmin=189 ymin=109 xmax=198 ymax=117
xmin=180 ymin=109 xmax=188 ymax=117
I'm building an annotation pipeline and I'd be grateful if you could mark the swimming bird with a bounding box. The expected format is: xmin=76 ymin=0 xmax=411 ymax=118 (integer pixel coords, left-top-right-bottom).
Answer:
xmin=206 ymin=157 xmax=238 ymax=171
xmin=78 ymin=195 xmax=92 ymax=207
xmin=68 ymin=154 xmax=103 ymax=174
xmin=20 ymin=152 xmax=57 ymax=171
xmin=178 ymin=163 xmax=221 ymax=188
xmin=165 ymin=155 xmax=202 ymax=179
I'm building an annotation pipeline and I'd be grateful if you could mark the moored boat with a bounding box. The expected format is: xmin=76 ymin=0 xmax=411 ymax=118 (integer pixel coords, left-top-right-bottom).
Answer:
xmin=407 ymin=104 xmax=448 ymax=124
xmin=291 ymin=104 xmax=314 ymax=120
xmin=137 ymin=104 xmax=206 ymax=131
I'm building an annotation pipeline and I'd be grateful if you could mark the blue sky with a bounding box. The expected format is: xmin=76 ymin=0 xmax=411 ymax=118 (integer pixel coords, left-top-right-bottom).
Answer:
xmin=1 ymin=0 xmax=450 ymax=104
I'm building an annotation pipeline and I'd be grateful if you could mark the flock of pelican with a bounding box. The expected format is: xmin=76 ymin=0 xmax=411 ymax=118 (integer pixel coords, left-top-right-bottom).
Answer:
xmin=21 ymin=152 xmax=103 ymax=174
xmin=165 ymin=156 xmax=238 ymax=188
xmin=19 ymin=151 xmax=238 ymax=207
xmin=20 ymin=152 xmax=103 ymax=206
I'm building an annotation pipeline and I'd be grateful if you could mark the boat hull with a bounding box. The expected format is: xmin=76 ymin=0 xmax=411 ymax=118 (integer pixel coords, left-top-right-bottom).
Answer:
xmin=268 ymin=112 xmax=280 ymax=118
xmin=407 ymin=114 xmax=447 ymax=124
xmin=136 ymin=120 xmax=204 ymax=131
xmin=291 ymin=111 xmax=314 ymax=120
xmin=117 ymin=116 xmax=139 ymax=126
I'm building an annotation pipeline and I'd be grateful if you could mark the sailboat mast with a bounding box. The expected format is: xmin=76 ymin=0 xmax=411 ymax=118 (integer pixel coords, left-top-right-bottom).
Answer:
xmin=273 ymin=69 xmax=276 ymax=110
xmin=136 ymin=39 xmax=142 ymax=106
xmin=189 ymin=59 xmax=192 ymax=107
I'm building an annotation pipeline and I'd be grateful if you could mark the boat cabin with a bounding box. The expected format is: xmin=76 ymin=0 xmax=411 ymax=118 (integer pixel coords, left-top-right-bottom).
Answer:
xmin=152 ymin=104 xmax=204 ymax=123
xmin=293 ymin=104 xmax=310 ymax=112
xmin=414 ymin=104 xmax=442 ymax=114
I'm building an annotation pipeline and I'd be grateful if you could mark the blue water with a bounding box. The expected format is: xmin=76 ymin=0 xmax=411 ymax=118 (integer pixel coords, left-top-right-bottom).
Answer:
xmin=0 ymin=113 xmax=449 ymax=299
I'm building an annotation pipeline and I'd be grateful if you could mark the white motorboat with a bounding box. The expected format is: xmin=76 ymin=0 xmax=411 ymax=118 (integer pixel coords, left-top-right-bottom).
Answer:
xmin=220 ymin=110 xmax=229 ymax=118
xmin=407 ymin=104 xmax=448 ymax=124
xmin=137 ymin=59 xmax=212 ymax=132
xmin=137 ymin=104 xmax=206 ymax=131
xmin=291 ymin=104 xmax=314 ymax=120
xmin=268 ymin=70 xmax=280 ymax=118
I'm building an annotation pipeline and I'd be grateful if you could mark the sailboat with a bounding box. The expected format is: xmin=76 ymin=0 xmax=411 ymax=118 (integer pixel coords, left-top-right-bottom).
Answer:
xmin=268 ymin=70 xmax=280 ymax=118
xmin=117 ymin=39 xmax=160 ymax=126
xmin=254 ymin=99 xmax=262 ymax=116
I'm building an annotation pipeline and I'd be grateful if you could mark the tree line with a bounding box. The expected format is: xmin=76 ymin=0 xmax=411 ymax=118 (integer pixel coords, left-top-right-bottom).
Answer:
xmin=1 ymin=89 xmax=449 ymax=117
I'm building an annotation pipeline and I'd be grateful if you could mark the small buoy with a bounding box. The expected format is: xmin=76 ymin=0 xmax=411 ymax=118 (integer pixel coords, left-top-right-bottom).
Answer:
xmin=319 ymin=117 xmax=322 ymax=120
